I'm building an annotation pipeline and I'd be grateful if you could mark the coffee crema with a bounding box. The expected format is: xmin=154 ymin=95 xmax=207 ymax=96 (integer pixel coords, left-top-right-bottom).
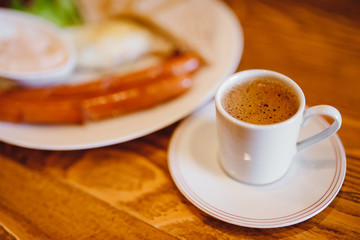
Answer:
xmin=222 ymin=77 xmax=300 ymax=125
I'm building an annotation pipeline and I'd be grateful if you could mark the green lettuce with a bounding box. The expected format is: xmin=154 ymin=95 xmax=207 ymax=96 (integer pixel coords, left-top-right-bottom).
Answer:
xmin=11 ymin=0 xmax=83 ymax=27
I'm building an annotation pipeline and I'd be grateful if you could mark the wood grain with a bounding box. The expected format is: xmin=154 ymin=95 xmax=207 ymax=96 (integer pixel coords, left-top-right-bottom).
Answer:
xmin=0 ymin=0 xmax=359 ymax=239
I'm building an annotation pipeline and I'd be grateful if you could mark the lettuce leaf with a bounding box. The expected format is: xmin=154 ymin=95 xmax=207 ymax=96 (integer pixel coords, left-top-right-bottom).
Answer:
xmin=11 ymin=0 xmax=83 ymax=27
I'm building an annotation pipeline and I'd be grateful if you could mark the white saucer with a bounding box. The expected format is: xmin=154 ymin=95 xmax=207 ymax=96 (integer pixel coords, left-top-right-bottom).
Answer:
xmin=168 ymin=102 xmax=346 ymax=228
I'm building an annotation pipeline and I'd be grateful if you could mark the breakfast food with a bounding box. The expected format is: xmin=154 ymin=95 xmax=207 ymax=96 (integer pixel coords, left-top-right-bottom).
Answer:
xmin=0 ymin=53 xmax=200 ymax=124
xmin=0 ymin=8 xmax=76 ymax=86
xmin=67 ymin=18 xmax=176 ymax=70
xmin=0 ymin=18 xmax=68 ymax=72
xmin=0 ymin=2 xmax=203 ymax=125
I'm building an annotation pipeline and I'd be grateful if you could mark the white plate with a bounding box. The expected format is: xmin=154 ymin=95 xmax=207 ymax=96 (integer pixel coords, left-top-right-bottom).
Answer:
xmin=168 ymin=102 xmax=346 ymax=228
xmin=0 ymin=0 xmax=243 ymax=150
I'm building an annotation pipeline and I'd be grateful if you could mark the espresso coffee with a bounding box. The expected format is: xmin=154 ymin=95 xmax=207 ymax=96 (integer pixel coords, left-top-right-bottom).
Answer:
xmin=222 ymin=77 xmax=300 ymax=124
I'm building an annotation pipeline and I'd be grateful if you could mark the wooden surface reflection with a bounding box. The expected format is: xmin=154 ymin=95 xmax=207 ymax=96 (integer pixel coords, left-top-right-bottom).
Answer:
xmin=1 ymin=0 xmax=359 ymax=239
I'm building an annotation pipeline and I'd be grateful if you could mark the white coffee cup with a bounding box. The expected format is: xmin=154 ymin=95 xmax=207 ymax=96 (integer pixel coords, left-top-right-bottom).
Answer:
xmin=215 ymin=70 xmax=342 ymax=185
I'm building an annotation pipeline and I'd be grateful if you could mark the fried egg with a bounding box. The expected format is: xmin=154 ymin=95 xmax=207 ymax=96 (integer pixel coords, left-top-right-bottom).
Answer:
xmin=66 ymin=18 xmax=175 ymax=70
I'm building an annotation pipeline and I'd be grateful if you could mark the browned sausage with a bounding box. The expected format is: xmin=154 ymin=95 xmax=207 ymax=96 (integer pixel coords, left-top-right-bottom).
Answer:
xmin=0 ymin=98 xmax=84 ymax=124
xmin=3 ymin=53 xmax=200 ymax=100
xmin=0 ymin=53 xmax=200 ymax=124
xmin=19 ymin=100 xmax=84 ymax=124
xmin=0 ymin=74 xmax=193 ymax=124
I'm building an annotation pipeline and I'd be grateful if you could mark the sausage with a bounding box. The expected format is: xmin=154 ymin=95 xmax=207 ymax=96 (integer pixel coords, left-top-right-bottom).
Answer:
xmin=0 ymin=97 xmax=84 ymax=124
xmin=3 ymin=53 xmax=200 ymax=100
xmin=0 ymin=53 xmax=200 ymax=124
xmin=18 ymin=100 xmax=84 ymax=124
xmin=82 ymin=74 xmax=193 ymax=121
xmin=55 ymin=53 xmax=199 ymax=96
xmin=0 ymin=74 xmax=193 ymax=124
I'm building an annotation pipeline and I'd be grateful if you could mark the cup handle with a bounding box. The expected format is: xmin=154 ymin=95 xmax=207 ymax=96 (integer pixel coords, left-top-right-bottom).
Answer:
xmin=297 ymin=105 xmax=342 ymax=152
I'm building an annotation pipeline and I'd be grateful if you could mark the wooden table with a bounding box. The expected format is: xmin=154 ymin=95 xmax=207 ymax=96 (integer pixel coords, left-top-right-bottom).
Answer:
xmin=1 ymin=0 xmax=359 ymax=239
